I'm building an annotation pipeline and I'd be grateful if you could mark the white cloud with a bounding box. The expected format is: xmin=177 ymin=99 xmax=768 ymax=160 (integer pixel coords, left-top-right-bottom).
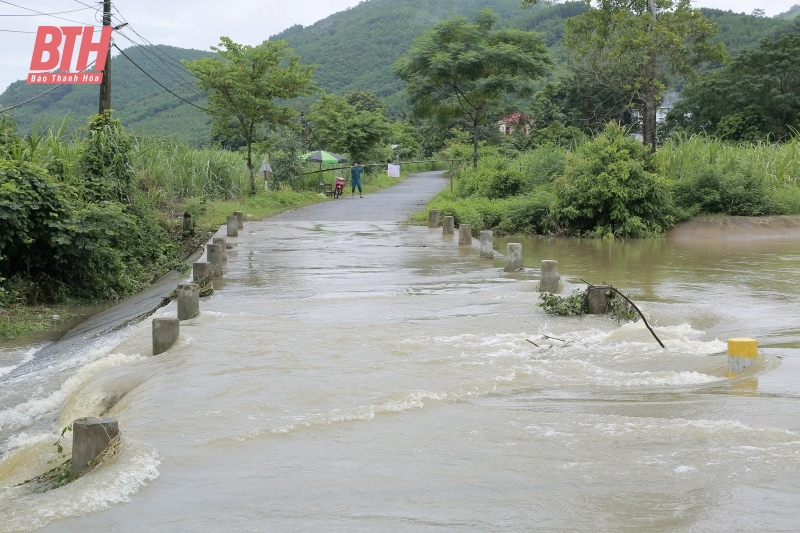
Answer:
xmin=1 ymin=0 xmax=797 ymax=101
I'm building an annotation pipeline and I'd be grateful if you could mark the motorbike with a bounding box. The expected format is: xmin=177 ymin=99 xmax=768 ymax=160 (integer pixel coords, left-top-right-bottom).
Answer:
xmin=334 ymin=176 xmax=345 ymax=199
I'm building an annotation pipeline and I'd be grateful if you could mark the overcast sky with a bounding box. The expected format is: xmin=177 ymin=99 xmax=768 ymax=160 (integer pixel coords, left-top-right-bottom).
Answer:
xmin=1 ymin=0 xmax=796 ymax=97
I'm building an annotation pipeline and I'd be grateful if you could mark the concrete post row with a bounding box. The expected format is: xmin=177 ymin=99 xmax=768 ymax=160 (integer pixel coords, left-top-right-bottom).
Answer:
xmin=177 ymin=283 xmax=200 ymax=321
xmin=206 ymin=244 xmax=224 ymax=278
xmin=213 ymin=237 xmax=227 ymax=262
xmin=193 ymin=261 xmax=213 ymax=281
xmin=71 ymin=417 xmax=119 ymax=476
xmin=728 ymin=338 xmax=758 ymax=377
xmin=227 ymin=216 xmax=239 ymax=237
xmin=442 ymin=216 xmax=455 ymax=236
xmin=428 ymin=210 xmax=440 ymax=228
xmin=480 ymin=231 xmax=493 ymax=259
xmin=152 ymin=318 xmax=179 ymax=356
xmin=539 ymin=260 xmax=559 ymax=292
xmin=458 ymin=225 xmax=472 ymax=246
xmin=506 ymin=243 xmax=522 ymax=272
xmin=587 ymin=286 xmax=607 ymax=314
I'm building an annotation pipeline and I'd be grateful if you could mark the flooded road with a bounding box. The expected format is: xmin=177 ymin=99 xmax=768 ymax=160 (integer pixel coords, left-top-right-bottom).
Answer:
xmin=2 ymin=189 xmax=800 ymax=531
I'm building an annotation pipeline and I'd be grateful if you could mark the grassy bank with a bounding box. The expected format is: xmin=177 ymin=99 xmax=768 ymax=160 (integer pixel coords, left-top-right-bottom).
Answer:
xmin=0 ymin=121 xmax=429 ymax=340
xmin=411 ymin=127 xmax=800 ymax=238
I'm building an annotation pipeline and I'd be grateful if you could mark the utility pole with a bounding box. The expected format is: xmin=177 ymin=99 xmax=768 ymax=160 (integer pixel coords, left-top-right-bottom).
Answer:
xmin=98 ymin=0 xmax=111 ymax=114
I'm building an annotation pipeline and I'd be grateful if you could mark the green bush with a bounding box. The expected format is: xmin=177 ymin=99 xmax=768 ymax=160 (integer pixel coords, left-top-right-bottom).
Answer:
xmin=457 ymin=154 xmax=526 ymax=199
xmin=517 ymin=146 xmax=566 ymax=187
xmin=77 ymin=112 xmax=135 ymax=203
xmin=552 ymin=124 xmax=673 ymax=238
xmin=672 ymin=165 xmax=776 ymax=216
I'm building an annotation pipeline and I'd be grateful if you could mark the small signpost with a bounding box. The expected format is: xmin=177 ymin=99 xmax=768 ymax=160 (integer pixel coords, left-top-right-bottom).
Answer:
xmin=260 ymin=161 xmax=273 ymax=191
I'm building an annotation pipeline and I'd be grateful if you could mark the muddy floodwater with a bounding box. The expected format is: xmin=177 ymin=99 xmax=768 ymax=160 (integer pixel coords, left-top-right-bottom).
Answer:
xmin=1 ymin=221 xmax=800 ymax=532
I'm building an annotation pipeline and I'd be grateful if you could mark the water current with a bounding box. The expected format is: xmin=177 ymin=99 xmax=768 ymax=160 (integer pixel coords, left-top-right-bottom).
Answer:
xmin=1 ymin=220 xmax=799 ymax=532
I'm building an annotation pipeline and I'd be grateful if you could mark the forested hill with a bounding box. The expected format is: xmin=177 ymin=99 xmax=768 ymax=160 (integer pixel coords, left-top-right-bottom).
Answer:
xmin=0 ymin=45 xmax=213 ymax=144
xmin=1 ymin=0 xmax=797 ymax=142
xmin=271 ymin=0 xmax=530 ymax=114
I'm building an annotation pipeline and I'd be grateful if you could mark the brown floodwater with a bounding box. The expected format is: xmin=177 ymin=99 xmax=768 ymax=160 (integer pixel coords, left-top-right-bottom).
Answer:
xmin=1 ymin=222 xmax=799 ymax=532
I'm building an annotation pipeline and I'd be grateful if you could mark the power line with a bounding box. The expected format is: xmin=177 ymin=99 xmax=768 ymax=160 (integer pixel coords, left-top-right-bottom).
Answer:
xmin=0 ymin=7 xmax=92 ymax=16
xmin=0 ymin=58 xmax=98 ymax=114
xmin=115 ymin=30 xmax=205 ymax=97
xmin=112 ymin=44 xmax=210 ymax=113
xmin=0 ymin=0 xmax=99 ymax=25
xmin=111 ymin=5 xmax=201 ymax=79
xmin=0 ymin=84 xmax=65 ymax=113
xmin=0 ymin=27 xmax=36 ymax=33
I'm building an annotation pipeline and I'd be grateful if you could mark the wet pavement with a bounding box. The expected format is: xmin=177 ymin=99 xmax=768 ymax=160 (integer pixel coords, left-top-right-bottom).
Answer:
xmin=272 ymin=170 xmax=448 ymax=221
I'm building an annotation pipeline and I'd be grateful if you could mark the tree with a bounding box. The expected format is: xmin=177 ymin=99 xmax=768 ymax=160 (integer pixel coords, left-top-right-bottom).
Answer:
xmin=668 ymin=34 xmax=800 ymax=142
xmin=344 ymin=90 xmax=388 ymax=115
xmin=184 ymin=37 xmax=314 ymax=194
xmin=307 ymin=93 xmax=391 ymax=163
xmin=395 ymin=9 xmax=552 ymax=168
xmin=553 ymin=123 xmax=673 ymax=237
xmin=524 ymin=0 xmax=725 ymax=152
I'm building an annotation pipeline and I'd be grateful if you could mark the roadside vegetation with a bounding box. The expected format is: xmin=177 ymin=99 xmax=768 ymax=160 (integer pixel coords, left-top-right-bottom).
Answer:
xmin=413 ymin=126 xmax=800 ymax=237
xmin=3 ymin=2 xmax=800 ymax=340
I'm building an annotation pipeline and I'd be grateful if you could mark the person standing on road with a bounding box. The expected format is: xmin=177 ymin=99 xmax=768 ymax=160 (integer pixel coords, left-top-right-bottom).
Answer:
xmin=351 ymin=161 xmax=364 ymax=198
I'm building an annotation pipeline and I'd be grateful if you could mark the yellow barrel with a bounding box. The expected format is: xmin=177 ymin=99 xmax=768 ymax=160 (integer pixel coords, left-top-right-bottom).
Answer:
xmin=727 ymin=338 xmax=758 ymax=377
xmin=728 ymin=338 xmax=758 ymax=358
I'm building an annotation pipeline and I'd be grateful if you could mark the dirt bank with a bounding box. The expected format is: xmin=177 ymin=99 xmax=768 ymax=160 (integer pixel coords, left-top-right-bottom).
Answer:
xmin=666 ymin=215 xmax=800 ymax=241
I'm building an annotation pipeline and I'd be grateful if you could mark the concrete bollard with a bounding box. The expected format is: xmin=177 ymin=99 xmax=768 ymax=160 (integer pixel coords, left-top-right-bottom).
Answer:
xmin=70 ymin=417 xmax=119 ymax=477
xmin=538 ymin=260 xmax=559 ymax=292
xmin=442 ymin=216 xmax=455 ymax=236
xmin=182 ymin=212 xmax=192 ymax=233
xmin=428 ymin=210 xmax=440 ymax=228
xmin=213 ymin=237 xmax=227 ymax=262
xmin=458 ymin=225 xmax=472 ymax=246
xmin=587 ymin=286 xmax=608 ymax=314
xmin=480 ymin=231 xmax=494 ymax=259
xmin=227 ymin=216 xmax=239 ymax=237
xmin=728 ymin=338 xmax=758 ymax=377
xmin=177 ymin=283 xmax=200 ymax=321
xmin=233 ymin=211 xmax=244 ymax=230
xmin=506 ymin=243 xmax=522 ymax=272
xmin=153 ymin=317 xmax=179 ymax=356
xmin=206 ymin=244 xmax=224 ymax=278
xmin=193 ymin=261 xmax=213 ymax=282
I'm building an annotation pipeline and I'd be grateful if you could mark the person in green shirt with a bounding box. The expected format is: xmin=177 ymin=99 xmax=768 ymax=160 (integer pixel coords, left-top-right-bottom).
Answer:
xmin=351 ymin=162 xmax=364 ymax=198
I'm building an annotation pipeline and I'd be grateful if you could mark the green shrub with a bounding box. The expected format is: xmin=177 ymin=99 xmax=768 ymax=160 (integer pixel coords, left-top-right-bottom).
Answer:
xmin=457 ymin=155 xmax=526 ymax=199
xmin=77 ymin=112 xmax=135 ymax=203
xmin=672 ymin=165 xmax=776 ymax=216
xmin=553 ymin=124 xmax=673 ymax=238
xmin=517 ymin=146 xmax=566 ymax=187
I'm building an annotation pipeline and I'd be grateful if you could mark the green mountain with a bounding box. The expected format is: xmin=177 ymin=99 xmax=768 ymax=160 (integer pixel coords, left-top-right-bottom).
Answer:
xmin=1 ymin=0 xmax=796 ymax=142
xmin=0 ymin=45 xmax=213 ymax=144
xmin=778 ymin=5 xmax=800 ymax=20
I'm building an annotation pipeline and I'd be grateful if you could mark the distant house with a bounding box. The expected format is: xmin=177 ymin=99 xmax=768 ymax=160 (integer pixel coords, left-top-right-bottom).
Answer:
xmin=630 ymin=92 xmax=681 ymax=125
xmin=498 ymin=113 xmax=532 ymax=135
xmin=657 ymin=92 xmax=681 ymax=123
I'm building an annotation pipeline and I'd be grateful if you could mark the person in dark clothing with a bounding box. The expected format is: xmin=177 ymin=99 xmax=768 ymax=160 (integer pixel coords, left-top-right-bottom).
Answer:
xmin=351 ymin=162 xmax=364 ymax=198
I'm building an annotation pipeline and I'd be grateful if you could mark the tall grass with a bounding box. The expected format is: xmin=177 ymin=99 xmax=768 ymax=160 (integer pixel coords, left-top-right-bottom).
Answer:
xmin=656 ymin=134 xmax=800 ymax=187
xmin=132 ymin=138 xmax=250 ymax=202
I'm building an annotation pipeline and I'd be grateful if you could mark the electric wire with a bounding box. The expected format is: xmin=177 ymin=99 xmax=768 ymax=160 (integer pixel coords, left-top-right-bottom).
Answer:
xmin=115 ymin=30 xmax=205 ymax=97
xmin=0 ymin=59 xmax=97 ymax=113
xmin=112 ymin=44 xmax=210 ymax=112
xmin=0 ymin=7 xmax=91 ymax=16
xmin=0 ymin=28 xmax=36 ymax=33
xmin=111 ymin=5 xmax=201 ymax=79
xmin=0 ymin=0 xmax=100 ymax=25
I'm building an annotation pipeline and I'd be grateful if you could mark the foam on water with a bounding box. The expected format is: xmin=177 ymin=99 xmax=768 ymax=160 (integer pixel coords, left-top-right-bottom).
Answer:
xmin=0 ymin=347 xmax=42 ymax=379
xmin=0 ymin=439 xmax=160 ymax=533
xmin=0 ymin=353 xmax=143 ymax=434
